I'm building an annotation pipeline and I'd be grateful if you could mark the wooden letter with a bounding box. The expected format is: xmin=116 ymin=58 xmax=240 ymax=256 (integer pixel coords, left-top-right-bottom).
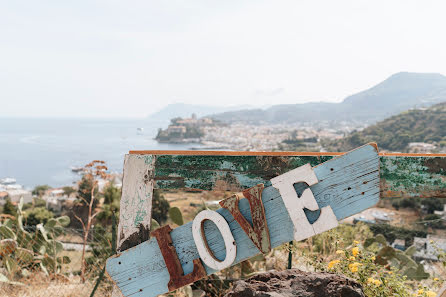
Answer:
xmin=220 ymin=184 xmax=271 ymax=254
xmin=151 ymin=225 xmax=206 ymax=292
xmin=270 ymin=163 xmax=338 ymax=241
xmin=192 ymin=210 xmax=236 ymax=270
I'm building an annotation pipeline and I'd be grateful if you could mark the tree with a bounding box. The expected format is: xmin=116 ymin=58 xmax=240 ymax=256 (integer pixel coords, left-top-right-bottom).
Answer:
xmin=421 ymin=198 xmax=445 ymax=214
xmin=77 ymin=176 xmax=98 ymax=207
xmin=25 ymin=207 xmax=54 ymax=226
xmin=152 ymin=189 xmax=169 ymax=224
xmin=32 ymin=185 xmax=51 ymax=197
xmin=2 ymin=198 xmax=16 ymax=216
xmin=63 ymin=186 xmax=76 ymax=197
xmin=74 ymin=160 xmax=109 ymax=283
xmin=103 ymin=183 xmax=120 ymax=206
xmin=34 ymin=197 xmax=47 ymax=208
xmin=96 ymin=183 xmax=121 ymax=226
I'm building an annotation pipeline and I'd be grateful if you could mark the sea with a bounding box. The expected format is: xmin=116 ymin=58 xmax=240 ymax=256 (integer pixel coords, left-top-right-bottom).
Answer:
xmin=0 ymin=117 xmax=200 ymax=189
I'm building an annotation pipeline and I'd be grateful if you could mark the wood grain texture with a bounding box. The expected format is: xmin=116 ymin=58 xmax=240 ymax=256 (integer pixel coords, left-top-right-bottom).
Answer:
xmin=148 ymin=152 xmax=446 ymax=198
xmin=112 ymin=155 xmax=156 ymax=297
xmin=107 ymin=144 xmax=380 ymax=297
xmin=117 ymin=155 xmax=156 ymax=251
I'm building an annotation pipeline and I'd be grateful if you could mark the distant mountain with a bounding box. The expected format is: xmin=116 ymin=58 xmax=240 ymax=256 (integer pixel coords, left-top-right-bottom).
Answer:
xmin=324 ymin=102 xmax=446 ymax=152
xmin=210 ymin=72 xmax=446 ymax=124
xmin=148 ymin=103 xmax=255 ymax=121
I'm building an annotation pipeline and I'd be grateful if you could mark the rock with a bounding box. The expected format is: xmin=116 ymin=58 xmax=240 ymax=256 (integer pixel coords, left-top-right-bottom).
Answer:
xmin=224 ymin=269 xmax=365 ymax=297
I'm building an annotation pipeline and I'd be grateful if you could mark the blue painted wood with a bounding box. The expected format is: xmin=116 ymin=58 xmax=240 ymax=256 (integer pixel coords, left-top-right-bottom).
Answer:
xmin=106 ymin=144 xmax=379 ymax=297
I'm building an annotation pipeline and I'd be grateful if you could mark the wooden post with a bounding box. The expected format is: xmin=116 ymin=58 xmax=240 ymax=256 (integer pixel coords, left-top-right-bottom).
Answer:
xmin=111 ymin=154 xmax=156 ymax=297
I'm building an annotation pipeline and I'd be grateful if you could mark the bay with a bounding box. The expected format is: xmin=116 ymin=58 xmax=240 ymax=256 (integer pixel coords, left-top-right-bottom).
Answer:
xmin=0 ymin=117 xmax=200 ymax=189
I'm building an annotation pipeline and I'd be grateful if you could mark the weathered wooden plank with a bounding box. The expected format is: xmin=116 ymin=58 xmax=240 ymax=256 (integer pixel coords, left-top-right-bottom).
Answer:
xmin=107 ymin=144 xmax=380 ymax=297
xmin=150 ymin=154 xmax=446 ymax=198
xmin=117 ymin=155 xmax=156 ymax=251
xmin=112 ymin=155 xmax=156 ymax=297
xmin=380 ymin=156 xmax=446 ymax=198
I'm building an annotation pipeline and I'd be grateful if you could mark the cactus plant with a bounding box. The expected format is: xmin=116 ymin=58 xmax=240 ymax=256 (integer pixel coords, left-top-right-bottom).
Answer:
xmin=364 ymin=234 xmax=429 ymax=280
xmin=0 ymin=198 xmax=71 ymax=282
xmin=168 ymin=207 xmax=184 ymax=226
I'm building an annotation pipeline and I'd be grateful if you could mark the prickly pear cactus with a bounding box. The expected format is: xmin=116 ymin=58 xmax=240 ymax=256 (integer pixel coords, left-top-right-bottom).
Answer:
xmin=364 ymin=234 xmax=429 ymax=280
xmin=0 ymin=198 xmax=71 ymax=283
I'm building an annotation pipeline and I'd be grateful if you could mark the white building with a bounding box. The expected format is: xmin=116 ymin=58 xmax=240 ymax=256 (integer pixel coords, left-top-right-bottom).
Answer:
xmin=0 ymin=178 xmax=32 ymax=205
xmin=414 ymin=235 xmax=446 ymax=261
xmin=1 ymin=189 xmax=33 ymax=205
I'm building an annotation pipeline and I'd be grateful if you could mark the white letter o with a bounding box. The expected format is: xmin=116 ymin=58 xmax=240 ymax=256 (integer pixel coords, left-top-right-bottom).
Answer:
xmin=192 ymin=210 xmax=236 ymax=270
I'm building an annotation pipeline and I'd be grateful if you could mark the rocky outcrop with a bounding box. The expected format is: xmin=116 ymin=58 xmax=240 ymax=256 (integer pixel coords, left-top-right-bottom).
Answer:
xmin=224 ymin=269 xmax=365 ymax=297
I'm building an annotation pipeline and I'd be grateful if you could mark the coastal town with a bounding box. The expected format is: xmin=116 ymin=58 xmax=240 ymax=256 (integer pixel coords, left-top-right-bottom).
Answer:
xmin=154 ymin=113 xmax=445 ymax=154
xmin=155 ymin=114 xmax=366 ymax=151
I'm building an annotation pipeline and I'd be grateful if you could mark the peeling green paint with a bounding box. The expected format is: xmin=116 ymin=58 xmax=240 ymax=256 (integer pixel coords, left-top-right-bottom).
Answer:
xmin=152 ymin=154 xmax=446 ymax=198
xmin=379 ymin=156 xmax=446 ymax=197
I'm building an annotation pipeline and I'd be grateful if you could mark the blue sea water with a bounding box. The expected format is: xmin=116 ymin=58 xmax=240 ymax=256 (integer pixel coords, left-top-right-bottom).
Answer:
xmin=0 ymin=118 xmax=199 ymax=189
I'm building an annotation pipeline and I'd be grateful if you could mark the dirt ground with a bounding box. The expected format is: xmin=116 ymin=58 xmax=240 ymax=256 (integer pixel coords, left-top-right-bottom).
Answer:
xmin=162 ymin=189 xmax=235 ymax=224
xmin=0 ymin=274 xmax=111 ymax=297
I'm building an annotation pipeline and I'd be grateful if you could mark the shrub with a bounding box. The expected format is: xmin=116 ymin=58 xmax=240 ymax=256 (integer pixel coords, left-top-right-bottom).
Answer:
xmin=152 ymin=190 xmax=170 ymax=224
xmin=25 ymin=207 xmax=54 ymax=226
xmin=369 ymin=224 xmax=427 ymax=247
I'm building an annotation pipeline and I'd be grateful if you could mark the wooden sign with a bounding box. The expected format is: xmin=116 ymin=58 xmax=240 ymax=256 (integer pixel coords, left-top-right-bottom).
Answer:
xmin=106 ymin=144 xmax=381 ymax=297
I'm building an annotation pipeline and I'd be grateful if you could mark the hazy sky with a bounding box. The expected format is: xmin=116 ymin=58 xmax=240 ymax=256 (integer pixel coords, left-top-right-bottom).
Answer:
xmin=1 ymin=0 xmax=446 ymax=117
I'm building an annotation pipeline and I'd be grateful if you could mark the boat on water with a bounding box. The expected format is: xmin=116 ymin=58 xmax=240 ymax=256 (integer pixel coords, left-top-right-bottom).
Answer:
xmin=70 ymin=166 xmax=84 ymax=173
xmin=0 ymin=177 xmax=17 ymax=185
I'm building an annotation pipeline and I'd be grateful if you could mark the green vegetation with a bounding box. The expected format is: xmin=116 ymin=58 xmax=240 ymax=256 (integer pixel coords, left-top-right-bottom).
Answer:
xmin=33 ymin=197 xmax=47 ymax=208
xmin=0 ymin=198 xmax=70 ymax=284
xmin=419 ymin=214 xmax=445 ymax=229
xmin=3 ymin=198 xmax=17 ymax=216
xmin=325 ymin=102 xmax=446 ymax=152
xmin=304 ymin=224 xmax=442 ymax=297
xmin=62 ymin=186 xmax=75 ymax=197
xmin=77 ymin=175 xmax=99 ymax=207
xmin=24 ymin=207 xmax=54 ymax=226
xmin=391 ymin=197 xmax=445 ymax=214
xmin=368 ymin=224 xmax=427 ymax=247
xmin=32 ymin=185 xmax=51 ymax=197
xmin=96 ymin=183 xmax=121 ymax=226
xmin=152 ymin=189 xmax=170 ymax=224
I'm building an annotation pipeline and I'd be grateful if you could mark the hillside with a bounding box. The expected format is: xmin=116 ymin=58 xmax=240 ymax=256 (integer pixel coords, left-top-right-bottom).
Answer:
xmin=324 ymin=102 xmax=446 ymax=152
xmin=148 ymin=103 xmax=254 ymax=121
xmin=210 ymin=72 xmax=446 ymax=124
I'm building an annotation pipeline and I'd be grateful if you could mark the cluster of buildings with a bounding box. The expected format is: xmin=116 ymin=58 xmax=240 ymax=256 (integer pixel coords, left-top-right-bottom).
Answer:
xmin=1 ymin=174 xmax=122 ymax=214
xmin=0 ymin=177 xmax=76 ymax=213
xmin=155 ymin=114 xmax=217 ymax=143
xmin=408 ymin=142 xmax=439 ymax=154
xmin=0 ymin=178 xmax=32 ymax=205
xmin=201 ymin=121 xmax=359 ymax=151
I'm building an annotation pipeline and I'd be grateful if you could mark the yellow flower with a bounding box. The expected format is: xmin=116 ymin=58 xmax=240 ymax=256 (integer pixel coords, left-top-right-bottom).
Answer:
xmin=426 ymin=291 xmax=437 ymax=297
xmin=386 ymin=270 xmax=393 ymax=274
xmin=417 ymin=289 xmax=424 ymax=295
xmin=348 ymin=262 xmax=362 ymax=273
xmin=328 ymin=260 xmax=340 ymax=269
xmin=367 ymin=277 xmax=382 ymax=286
xmin=354 ymin=240 xmax=360 ymax=244
xmin=336 ymin=250 xmax=344 ymax=254
xmin=434 ymin=277 xmax=439 ymax=281
xmin=371 ymin=256 xmax=376 ymax=261
xmin=352 ymin=247 xmax=360 ymax=257
xmin=349 ymin=256 xmax=356 ymax=261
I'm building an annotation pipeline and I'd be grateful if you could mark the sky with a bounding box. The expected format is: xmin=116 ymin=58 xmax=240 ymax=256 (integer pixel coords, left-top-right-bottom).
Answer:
xmin=1 ymin=0 xmax=446 ymax=118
